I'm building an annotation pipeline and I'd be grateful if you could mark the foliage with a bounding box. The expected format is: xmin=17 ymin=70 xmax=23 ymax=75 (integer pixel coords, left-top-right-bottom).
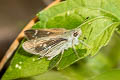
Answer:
xmin=2 ymin=0 xmax=120 ymax=80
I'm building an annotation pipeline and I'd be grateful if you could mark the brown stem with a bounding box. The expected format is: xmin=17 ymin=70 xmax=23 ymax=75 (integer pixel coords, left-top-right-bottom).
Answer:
xmin=0 ymin=0 xmax=61 ymax=71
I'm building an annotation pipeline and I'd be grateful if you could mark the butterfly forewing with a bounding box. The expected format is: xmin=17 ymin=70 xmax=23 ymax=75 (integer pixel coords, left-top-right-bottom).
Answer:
xmin=24 ymin=28 xmax=68 ymax=40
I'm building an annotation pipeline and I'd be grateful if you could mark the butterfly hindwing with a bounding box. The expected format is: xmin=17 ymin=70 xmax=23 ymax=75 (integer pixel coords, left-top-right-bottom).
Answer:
xmin=22 ymin=37 xmax=68 ymax=57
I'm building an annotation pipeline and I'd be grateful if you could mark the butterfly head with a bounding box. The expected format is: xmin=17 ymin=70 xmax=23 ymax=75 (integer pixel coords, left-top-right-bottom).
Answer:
xmin=63 ymin=28 xmax=82 ymax=39
xmin=72 ymin=28 xmax=82 ymax=38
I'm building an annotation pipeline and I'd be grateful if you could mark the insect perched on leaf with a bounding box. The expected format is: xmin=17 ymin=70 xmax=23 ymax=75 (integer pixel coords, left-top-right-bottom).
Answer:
xmin=22 ymin=28 xmax=89 ymax=64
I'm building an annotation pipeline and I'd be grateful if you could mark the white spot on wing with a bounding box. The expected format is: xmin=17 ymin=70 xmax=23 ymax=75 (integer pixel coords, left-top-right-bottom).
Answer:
xmin=43 ymin=44 xmax=47 ymax=47
xmin=32 ymin=35 xmax=35 ymax=37
xmin=34 ymin=30 xmax=38 ymax=35
xmin=47 ymin=32 xmax=50 ymax=34
xmin=48 ymin=46 xmax=51 ymax=48
xmin=33 ymin=40 xmax=37 ymax=48
xmin=39 ymin=44 xmax=42 ymax=46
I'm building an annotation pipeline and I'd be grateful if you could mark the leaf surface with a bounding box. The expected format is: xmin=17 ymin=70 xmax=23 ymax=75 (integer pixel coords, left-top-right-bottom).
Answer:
xmin=2 ymin=0 xmax=120 ymax=80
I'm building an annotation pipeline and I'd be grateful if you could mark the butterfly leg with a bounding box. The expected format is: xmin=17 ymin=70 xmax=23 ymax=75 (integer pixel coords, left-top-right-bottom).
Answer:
xmin=72 ymin=45 xmax=79 ymax=58
xmin=72 ymin=40 xmax=79 ymax=58
xmin=56 ymin=50 xmax=64 ymax=66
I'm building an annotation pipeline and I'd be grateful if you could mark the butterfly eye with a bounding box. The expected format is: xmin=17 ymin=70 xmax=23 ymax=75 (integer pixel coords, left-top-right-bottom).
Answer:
xmin=73 ymin=32 xmax=78 ymax=37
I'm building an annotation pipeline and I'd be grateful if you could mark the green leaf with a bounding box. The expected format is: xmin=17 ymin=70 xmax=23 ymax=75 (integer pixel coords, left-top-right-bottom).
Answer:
xmin=37 ymin=0 xmax=119 ymax=22
xmin=18 ymin=71 xmax=69 ymax=80
xmin=2 ymin=40 xmax=50 ymax=80
xmin=91 ymin=69 xmax=120 ymax=80
xmin=61 ymin=52 xmax=112 ymax=80
xmin=51 ymin=16 xmax=120 ymax=69
xmin=68 ymin=0 xmax=120 ymax=30
xmin=68 ymin=0 xmax=120 ymax=20
xmin=2 ymin=1 xmax=120 ymax=80
xmin=36 ymin=8 xmax=120 ymax=69
xmin=37 ymin=0 xmax=80 ymax=21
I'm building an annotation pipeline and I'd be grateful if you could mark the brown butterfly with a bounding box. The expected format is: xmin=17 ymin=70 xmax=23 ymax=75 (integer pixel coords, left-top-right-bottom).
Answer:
xmin=22 ymin=28 xmax=89 ymax=62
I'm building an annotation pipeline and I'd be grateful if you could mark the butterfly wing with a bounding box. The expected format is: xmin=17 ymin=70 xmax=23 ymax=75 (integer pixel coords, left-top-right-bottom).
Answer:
xmin=24 ymin=28 xmax=68 ymax=40
xmin=44 ymin=39 xmax=67 ymax=60
xmin=22 ymin=37 xmax=68 ymax=57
